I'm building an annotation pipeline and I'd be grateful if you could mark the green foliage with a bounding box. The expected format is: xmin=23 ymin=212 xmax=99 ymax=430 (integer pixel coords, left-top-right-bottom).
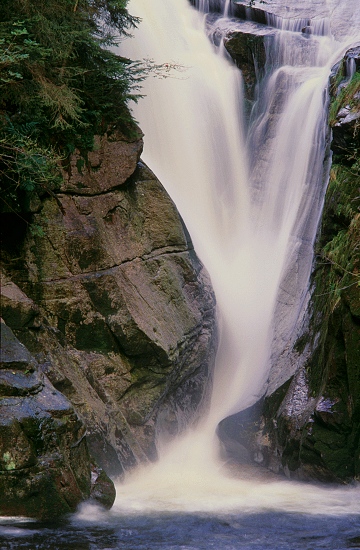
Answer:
xmin=0 ymin=116 xmax=63 ymax=212
xmin=314 ymin=163 xmax=359 ymax=316
xmin=305 ymin=67 xmax=360 ymax=394
xmin=322 ymin=69 xmax=360 ymax=303
xmin=329 ymin=71 xmax=360 ymax=126
xmin=0 ymin=0 xmax=141 ymax=214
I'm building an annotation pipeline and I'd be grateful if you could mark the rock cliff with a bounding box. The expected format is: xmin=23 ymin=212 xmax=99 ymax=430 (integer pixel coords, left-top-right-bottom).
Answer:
xmin=0 ymin=127 xmax=217 ymax=517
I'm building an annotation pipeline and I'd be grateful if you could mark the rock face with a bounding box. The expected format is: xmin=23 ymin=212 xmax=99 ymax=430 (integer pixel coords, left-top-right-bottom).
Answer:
xmin=0 ymin=321 xmax=110 ymax=519
xmin=219 ymin=49 xmax=360 ymax=483
xmin=60 ymin=130 xmax=144 ymax=195
xmin=223 ymin=25 xmax=269 ymax=100
xmin=230 ymin=0 xmax=330 ymax=26
xmin=1 ymin=129 xmax=217 ymax=486
xmin=203 ymin=13 xmax=271 ymax=102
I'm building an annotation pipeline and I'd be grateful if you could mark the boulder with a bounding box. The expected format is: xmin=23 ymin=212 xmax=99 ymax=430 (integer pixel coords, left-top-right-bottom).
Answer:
xmin=60 ymin=128 xmax=144 ymax=195
xmin=89 ymin=464 xmax=116 ymax=510
xmin=224 ymin=28 xmax=269 ymax=100
xmin=2 ymin=133 xmax=217 ymax=479
xmin=0 ymin=322 xmax=95 ymax=520
xmin=0 ymin=278 xmax=39 ymax=330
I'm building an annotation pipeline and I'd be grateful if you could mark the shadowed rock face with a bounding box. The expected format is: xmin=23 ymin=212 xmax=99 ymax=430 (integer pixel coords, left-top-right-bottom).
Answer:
xmin=0 ymin=322 xmax=115 ymax=519
xmin=223 ymin=25 xmax=269 ymax=100
xmin=1 ymin=130 xmax=217 ymax=480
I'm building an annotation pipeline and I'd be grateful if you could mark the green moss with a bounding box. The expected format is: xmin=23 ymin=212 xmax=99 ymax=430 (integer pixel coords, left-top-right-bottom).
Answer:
xmin=314 ymin=164 xmax=360 ymax=312
xmin=307 ymin=68 xmax=359 ymax=385
xmin=309 ymin=161 xmax=359 ymax=397
xmin=329 ymin=60 xmax=345 ymax=96
xmin=2 ymin=451 xmax=16 ymax=471
xmin=74 ymin=318 xmax=118 ymax=353
xmin=284 ymin=62 xmax=360 ymax=482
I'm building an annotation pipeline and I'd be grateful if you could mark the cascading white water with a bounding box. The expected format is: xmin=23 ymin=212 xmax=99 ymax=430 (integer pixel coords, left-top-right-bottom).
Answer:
xmin=121 ymin=0 xmax=334 ymax=430
xmin=121 ymin=0 xmax=256 ymax=431
xmin=107 ymin=0 xmax=360 ymax=514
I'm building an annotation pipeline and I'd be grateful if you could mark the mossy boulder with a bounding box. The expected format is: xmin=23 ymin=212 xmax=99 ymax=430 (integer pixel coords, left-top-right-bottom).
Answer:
xmin=0 ymin=322 xmax=115 ymax=519
xmin=0 ymin=322 xmax=90 ymax=519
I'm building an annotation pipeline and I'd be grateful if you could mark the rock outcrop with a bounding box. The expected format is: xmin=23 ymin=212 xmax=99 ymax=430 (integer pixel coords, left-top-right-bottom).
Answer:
xmin=203 ymin=12 xmax=271 ymax=102
xmin=1 ymin=127 xmax=217 ymax=494
xmin=0 ymin=320 xmax=115 ymax=519
xmin=223 ymin=24 xmax=269 ymax=100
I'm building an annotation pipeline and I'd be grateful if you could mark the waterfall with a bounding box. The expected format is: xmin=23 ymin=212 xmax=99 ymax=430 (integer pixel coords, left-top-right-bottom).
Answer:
xmin=121 ymin=0 xmax=254 ymax=430
xmin=109 ymin=0 xmax=360 ymax=514
xmin=121 ymin=0 xmax=338 ymax=429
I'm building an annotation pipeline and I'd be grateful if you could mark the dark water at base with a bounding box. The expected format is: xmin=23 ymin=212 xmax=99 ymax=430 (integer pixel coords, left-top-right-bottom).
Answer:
xmin=1 ymin=512 xmax=360 ymax=550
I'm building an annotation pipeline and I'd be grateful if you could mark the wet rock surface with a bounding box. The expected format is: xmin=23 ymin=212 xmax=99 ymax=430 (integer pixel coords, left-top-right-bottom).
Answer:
xmin=331 ymin=47 xmax=360 ymax=158
xmin=193 ymin=0 xmax=360 ymax=107
xmin=89 ymin=464 xmax=116 ymax=509
xmin=231 ymin=0 xmax=329 ymax=27
xmin=222 ymin=23 xmax=269 ymax=100
xmin=0 ymin=322 xmax=100 ymax=520
xmin=219 ymin=48 xmax=360 ymax=483
xmin=203 ymin=13 xmax=272 ymax=102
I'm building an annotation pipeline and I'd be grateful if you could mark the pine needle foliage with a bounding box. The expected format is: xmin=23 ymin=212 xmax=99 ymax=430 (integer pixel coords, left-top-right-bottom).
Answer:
xmin=0 ymin=0 xmax=141 ymax=213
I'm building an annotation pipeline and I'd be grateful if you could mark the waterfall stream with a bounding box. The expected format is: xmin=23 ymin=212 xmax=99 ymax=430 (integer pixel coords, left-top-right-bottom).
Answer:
xmin=112 ymin=0 xmax=360 ymax=516
xmin=2 ymin=3 xmax=360 ymax=546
